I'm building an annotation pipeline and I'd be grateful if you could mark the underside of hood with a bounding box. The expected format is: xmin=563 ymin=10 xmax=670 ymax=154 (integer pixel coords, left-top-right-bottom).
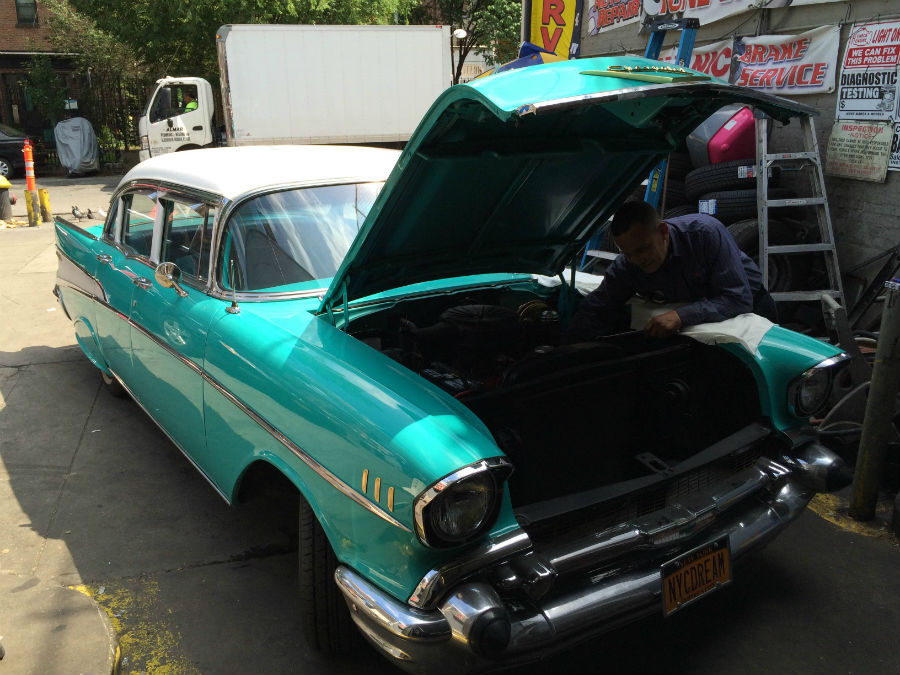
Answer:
xmin=321 ymin=55 xmax=815 ymax=313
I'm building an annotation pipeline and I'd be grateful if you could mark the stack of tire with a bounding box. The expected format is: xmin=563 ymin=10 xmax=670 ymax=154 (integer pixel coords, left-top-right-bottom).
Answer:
xmin=660 ymin=156 xmax=815 ymax=293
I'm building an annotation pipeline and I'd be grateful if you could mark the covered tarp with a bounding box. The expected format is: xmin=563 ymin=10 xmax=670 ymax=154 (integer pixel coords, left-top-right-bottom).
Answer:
xmin=54 ymin=117 xmax=100 ymax=175
xmin=475 ymin=42 xmax=567 ymax=80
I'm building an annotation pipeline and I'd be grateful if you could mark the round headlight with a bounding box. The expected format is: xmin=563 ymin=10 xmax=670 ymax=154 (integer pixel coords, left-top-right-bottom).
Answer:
xmin=428 ymin=473 xmax=496 ymax=544
xmin=793 ymin=367 xmax=832 ymax=416
xmin=413 ymin=458 xmax=511 ymax=548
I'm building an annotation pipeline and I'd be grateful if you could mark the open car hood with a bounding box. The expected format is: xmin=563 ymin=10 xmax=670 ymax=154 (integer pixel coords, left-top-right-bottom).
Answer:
xmin=320 ymin=55 xmax=814 ymax=313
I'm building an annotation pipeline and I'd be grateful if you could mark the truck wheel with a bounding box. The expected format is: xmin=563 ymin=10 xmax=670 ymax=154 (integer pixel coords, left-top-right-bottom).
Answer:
xmin=298 ymin=496 xmax=357 ymax=653
xmin=99 ymin=369 xmax=127 ymax=398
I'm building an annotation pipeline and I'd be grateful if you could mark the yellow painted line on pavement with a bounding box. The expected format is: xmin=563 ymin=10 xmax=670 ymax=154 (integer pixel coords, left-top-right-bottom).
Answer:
xmin=70 ymin=579 xmax=199 ymax=675
xmin=807 ymin=493 xmax=896 ymax=539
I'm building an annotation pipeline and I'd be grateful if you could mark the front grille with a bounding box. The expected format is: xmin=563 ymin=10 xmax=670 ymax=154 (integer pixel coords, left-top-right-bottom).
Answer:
xmin=522 ymin=444 xmax=766 ymax=544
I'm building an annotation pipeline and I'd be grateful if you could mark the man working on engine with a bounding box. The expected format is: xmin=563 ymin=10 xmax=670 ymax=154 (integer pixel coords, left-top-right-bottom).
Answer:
xmin=567 ymin=200 xmax=777 ymax=341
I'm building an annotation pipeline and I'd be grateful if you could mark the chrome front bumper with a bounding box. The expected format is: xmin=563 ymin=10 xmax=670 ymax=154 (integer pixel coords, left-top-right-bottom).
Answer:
xmin=336 ymin=450 xmax=842 ymax=674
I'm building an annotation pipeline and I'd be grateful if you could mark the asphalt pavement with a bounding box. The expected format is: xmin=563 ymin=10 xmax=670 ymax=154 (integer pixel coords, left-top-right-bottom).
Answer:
xmin=0 ymin=175 xmax=898 ymax=675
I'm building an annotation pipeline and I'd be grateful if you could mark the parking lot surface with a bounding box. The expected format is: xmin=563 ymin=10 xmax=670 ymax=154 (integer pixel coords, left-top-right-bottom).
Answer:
xmin=1 ymin=178 xmax=898 ymax=674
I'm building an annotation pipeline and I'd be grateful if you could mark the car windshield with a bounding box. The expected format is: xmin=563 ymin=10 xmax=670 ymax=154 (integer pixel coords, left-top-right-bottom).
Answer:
xmin=0 ymin=123 xmax=26 ymax=138
xmin=218 ymin=182 xmax=384 ymax=292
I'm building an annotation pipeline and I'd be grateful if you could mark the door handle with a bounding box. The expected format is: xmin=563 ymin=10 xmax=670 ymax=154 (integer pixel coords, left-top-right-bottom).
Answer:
xmin=133 ymin=276 xmax=152 ymax=290
xmin=192 ymin=125 xmax=203 ymax=131
xmin=96 ymin=254 xmax=112 ymax=265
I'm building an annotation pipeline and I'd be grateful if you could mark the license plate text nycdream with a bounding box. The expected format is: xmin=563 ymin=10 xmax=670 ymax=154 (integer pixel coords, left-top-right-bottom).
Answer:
xmin=662 ymin=537 xmax=731 ymax=616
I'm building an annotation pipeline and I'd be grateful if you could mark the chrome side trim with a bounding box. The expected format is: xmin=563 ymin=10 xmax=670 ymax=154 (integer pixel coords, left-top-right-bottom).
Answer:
xmin=55 ymin=248 xmax=108 ymax=303
xmin=408 ymin=529 xmax=532 ymax=609
xmin=56 ymin=217 xmax=98 ymax=240
xmin=87 ymin=294 xmax=409 ymax=532
xmin=199 ymin=368 xmax=412 ymax=532
xmin=110 ymin=369 xmax=231 ymax=505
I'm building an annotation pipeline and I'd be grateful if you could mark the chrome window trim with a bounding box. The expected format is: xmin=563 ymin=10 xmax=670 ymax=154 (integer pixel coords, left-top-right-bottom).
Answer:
xmin=412 ymin=457 xmax=512 ymax=548
xmin=408 ymin=529 xmax=532 ymax=609
xmin=88 ymin=291 xmax=410 ymax=533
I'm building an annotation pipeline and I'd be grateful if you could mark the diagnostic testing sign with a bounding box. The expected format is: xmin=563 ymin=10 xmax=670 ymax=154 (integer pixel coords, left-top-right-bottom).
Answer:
xmin=836 ymin=20 xmax=900 ymax=120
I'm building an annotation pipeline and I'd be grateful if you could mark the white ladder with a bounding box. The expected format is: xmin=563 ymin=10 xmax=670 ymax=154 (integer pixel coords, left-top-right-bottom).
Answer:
xmin=755 ymin=112 xmax=844 ymax=307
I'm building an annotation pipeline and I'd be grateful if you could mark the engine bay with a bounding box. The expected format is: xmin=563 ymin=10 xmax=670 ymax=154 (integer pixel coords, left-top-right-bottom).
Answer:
xmin=349 ymin=285 xmax=763 ymax=510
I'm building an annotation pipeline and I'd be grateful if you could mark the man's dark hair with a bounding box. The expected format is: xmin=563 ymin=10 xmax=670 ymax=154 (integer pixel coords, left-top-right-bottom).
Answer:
xmin=610 ymin=200 xmax=660 ymax=237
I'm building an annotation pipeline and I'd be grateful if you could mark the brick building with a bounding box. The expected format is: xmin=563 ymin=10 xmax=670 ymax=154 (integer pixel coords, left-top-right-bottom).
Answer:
xmin=1 ymin=0 xmax=78 ymax=137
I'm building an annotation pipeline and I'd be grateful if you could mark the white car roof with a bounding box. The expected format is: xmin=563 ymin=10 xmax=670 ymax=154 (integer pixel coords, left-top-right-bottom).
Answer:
xmin=120 ymin=145 xmax=401 ymax=200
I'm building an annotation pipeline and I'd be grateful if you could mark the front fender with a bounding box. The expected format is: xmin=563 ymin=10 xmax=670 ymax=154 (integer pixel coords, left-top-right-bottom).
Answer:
xmin=202 ymin=300 xmax=517 ymax=601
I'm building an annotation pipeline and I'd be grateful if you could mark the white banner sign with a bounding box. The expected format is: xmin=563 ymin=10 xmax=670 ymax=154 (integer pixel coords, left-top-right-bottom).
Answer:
xmin=731 ymin=26 xmax=839 ymax=95
xmin=642 ymin=0 xmax=843 ymax=27
xmin=588 ymin=0 xmax=642 ymax=36
xmin=836 ymin=20 xmax=900 ymax=120
xmin=659 ymin=38 xmax=734 ymax=80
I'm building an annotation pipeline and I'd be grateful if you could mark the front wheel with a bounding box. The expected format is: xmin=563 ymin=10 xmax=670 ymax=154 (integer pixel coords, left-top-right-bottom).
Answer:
xmin=0 ymin=155 xmax=12 ymax=178
xmin=298 ymin=496 xmax=357 ymax=653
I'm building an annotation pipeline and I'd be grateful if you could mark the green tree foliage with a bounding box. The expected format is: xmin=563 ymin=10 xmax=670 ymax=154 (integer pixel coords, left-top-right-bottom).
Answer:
xmin=40 ymin=0 xmax=151 ymax=149
xmin=417 ymin=0 xmax=521 ymax=83
xmin=65 ymin=0 xmax=421 ymax=82
xmin=24 ymin=55 xmax=67 ymax=125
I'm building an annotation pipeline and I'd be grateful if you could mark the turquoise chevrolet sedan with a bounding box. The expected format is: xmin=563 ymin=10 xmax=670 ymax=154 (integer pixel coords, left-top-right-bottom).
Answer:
xmin=54 ymin=56 xmax=852 ymax=673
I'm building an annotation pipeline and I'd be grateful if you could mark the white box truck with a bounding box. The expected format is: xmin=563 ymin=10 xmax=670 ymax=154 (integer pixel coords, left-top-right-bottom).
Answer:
xmin=138 ymin=24 xmax=452 ymax=161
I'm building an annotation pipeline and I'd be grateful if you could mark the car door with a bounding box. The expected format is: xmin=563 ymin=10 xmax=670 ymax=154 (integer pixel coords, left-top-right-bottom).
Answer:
xmin=127 ymin=194 xmax=223 ymax=473
xmin=93 ymin=189 xmax=160 ymax=382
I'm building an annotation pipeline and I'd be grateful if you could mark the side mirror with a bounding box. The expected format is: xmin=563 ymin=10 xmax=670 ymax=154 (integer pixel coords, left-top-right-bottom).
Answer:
xmin=167 ymin=118 xmax=173 ymax=128
xmin=155 ymin=262 xmax=189 ymax=298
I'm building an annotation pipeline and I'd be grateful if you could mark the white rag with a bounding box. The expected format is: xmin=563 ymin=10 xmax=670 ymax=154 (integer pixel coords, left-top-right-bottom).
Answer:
xmin=627 ymin=298 xmax=774 ymax=354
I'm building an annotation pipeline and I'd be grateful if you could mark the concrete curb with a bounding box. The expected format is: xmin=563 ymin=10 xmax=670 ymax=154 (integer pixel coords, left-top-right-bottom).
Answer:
xmin=0 ymin=576 xmax=116 ymax=674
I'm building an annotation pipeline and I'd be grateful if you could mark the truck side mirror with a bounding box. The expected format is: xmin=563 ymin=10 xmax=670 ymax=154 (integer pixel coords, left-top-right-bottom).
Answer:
xmin=167 ymin=118 xmax=173 ymax=129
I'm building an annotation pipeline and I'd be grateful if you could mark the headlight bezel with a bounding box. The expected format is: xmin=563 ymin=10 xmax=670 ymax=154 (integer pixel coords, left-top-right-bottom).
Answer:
xmin=788 ymin=354 xmax=848 ymax=417
xmin=413 ymin=457 xmax=512 ymax=549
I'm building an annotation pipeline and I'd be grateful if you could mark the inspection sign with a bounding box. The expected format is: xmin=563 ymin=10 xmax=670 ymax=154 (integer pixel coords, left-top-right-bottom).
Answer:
xmin=825 ymin=121 xmax=892 ymax=182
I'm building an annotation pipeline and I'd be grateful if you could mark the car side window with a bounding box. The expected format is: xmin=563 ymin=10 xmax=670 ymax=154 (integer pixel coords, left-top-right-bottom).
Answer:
xmin=121 ymin=192 xmax=157 ymax=259
xmin=160 ymin=199 xmax=216 ymax=281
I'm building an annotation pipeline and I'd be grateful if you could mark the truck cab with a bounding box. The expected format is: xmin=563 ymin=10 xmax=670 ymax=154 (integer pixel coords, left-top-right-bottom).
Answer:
xmin=139 ymin=77 xmax=215 ymax=162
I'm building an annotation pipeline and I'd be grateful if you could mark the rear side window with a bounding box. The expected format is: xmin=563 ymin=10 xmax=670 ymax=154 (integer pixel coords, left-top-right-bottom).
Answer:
xmin=121 ymin=192 xmax=157 ymax=258
xmin=217 ymin=182 xmax=382 ymax=292
xmin=160 ymin=199 xmax=216 ymax=281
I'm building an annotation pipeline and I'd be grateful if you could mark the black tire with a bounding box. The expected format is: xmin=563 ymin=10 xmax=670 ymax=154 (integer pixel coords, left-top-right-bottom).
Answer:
xmin=99 ymin=369 xmax=127 ymax=398
xmin=664 ymin=204 xmax=695 ymax=219
xmin=685 ymin=159 xmax=781 ymax=201
xmin=727 ymin=218 xmax=805 ymax=292
xmin=299 ymin=496 xmax=356 ymax=653
xmin=664 ymin=179 xmax=687 ymax=206
xmin=697 ymin=188 xmax=795 ymax=225
xmin=0 ymin=155 xmax=12 ymax=178
xmin=665 ymin=152 xmax=693 ymax=181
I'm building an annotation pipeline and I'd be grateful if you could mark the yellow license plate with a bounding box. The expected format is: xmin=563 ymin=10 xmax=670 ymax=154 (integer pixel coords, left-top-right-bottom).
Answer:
xmin=661 ymin=536 xmax=731 ymax=616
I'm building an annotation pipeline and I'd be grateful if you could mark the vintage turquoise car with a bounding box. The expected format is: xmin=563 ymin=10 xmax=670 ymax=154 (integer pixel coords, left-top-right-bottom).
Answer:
xmin=54 ymin=56 xmax=852 ymax=673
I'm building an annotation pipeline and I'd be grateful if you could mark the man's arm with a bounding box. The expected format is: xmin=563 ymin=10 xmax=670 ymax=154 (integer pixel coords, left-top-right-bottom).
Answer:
xmin=674 ymin=223 xmax=753 ymax=327
xmin=566 ymin=257 xmax=636 ymax=341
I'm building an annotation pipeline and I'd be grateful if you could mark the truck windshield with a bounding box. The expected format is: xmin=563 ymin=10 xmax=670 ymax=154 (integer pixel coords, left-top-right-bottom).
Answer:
xmin=217 ymin=182 xmax=383 ymax=292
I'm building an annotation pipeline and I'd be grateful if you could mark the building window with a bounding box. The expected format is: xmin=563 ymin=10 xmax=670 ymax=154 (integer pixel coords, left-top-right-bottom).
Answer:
xmin=16 ymin=0 xmax=39 ymax=25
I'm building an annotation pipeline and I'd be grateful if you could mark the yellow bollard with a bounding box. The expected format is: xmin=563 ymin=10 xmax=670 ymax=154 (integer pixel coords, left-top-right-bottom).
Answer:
xmin=38 ymin=188 xmax=52 ymax=223
xmin=25 ymin=190 xmax=39 ymax=227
